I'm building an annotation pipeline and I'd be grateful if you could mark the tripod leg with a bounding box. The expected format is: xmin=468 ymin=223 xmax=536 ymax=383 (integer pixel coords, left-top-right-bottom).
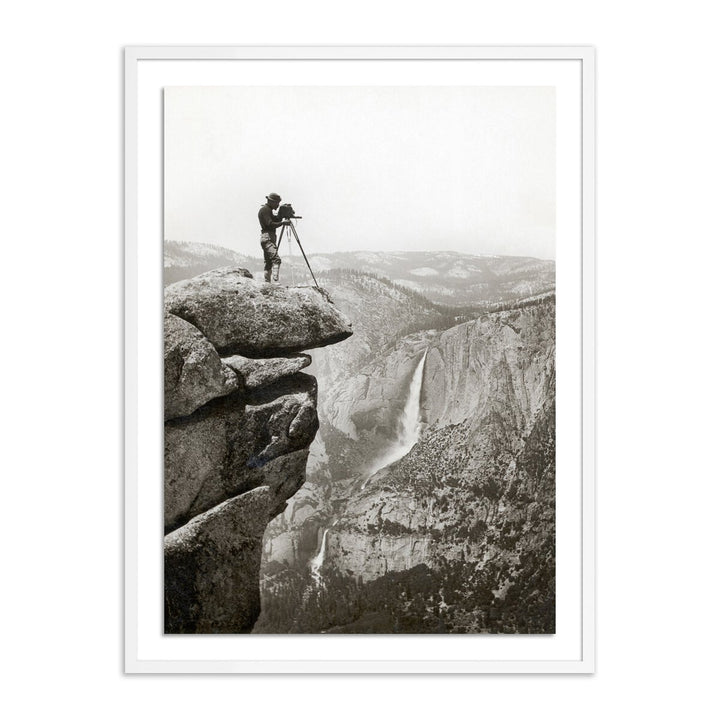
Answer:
xmin=289 ymin=224 xmax=320 ymax=289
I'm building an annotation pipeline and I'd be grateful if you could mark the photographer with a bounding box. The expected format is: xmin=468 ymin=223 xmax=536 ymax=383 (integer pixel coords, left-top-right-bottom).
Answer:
xmin=258 ymin=192 xmax=290 ymax=283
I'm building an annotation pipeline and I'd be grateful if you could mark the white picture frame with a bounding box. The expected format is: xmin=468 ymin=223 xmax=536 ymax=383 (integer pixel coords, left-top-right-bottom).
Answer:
xmin=125 ymin=44 xmax=595 ymax=674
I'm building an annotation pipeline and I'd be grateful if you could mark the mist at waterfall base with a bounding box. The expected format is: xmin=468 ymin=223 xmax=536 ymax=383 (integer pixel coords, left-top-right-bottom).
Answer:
xmin=310 ymin=352 xmax=428 ymax=581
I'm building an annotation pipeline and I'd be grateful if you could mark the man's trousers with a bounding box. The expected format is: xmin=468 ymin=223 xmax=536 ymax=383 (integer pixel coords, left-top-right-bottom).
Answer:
xmin=261 ymin=233 xmax=281 ymax=282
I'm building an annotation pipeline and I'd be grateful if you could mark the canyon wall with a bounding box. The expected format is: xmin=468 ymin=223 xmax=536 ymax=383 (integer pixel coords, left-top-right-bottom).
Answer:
xmin=326 ymin=300 xmax=555 ymax=581
xmin=259 ymin=296 xmax=555 ymax=633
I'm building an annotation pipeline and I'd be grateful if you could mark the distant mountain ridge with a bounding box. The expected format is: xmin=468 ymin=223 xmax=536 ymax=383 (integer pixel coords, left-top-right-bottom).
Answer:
xmin=164 ymin=241 xmax=555 ymax=305
xmin=164 ymin=242 xmax=248 ymax=286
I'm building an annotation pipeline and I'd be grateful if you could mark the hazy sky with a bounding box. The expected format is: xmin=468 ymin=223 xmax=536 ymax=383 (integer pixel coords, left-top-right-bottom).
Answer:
xmin=164 ymin=86 xmax=555 ymax=259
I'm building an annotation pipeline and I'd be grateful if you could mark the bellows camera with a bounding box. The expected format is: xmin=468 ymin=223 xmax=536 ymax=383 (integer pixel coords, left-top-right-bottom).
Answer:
xmin=277 ymin=203 xmax=300 ymax=220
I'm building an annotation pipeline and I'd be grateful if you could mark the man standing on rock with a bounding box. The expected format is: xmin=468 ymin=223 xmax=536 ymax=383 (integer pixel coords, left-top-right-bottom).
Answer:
xmin=258 ymin=192 xmax=290 ymax=283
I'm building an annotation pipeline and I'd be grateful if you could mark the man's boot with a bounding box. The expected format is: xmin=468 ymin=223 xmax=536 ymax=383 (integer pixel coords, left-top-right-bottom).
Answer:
xmin=271 ymin=262 xmax=280 ymax=283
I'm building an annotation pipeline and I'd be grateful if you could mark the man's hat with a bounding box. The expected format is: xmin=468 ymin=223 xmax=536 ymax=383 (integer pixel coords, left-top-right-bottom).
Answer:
xmin=266 ymin=193 xmax=281 ymax=202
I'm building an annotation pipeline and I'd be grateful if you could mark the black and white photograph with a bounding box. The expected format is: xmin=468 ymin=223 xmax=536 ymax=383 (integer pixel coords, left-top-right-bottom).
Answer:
xmin=6 ymin=0 xmax=720 ymax=713
xmin=162 ymin=83 xmax=557 ymax=635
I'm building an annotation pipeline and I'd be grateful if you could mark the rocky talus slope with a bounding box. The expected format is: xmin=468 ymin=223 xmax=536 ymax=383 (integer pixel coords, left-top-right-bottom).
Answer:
xmin=163 ymin=267 xmax=352 ymax=633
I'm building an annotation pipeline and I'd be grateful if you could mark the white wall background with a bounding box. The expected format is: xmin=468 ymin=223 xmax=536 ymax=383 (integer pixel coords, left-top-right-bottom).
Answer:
xmin=2 ymin=2 xmax=718 ymax=718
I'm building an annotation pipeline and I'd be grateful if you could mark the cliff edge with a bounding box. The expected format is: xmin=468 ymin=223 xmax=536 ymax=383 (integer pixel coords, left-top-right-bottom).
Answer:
xmin=163 ymin=267 xmax=352 ymax=633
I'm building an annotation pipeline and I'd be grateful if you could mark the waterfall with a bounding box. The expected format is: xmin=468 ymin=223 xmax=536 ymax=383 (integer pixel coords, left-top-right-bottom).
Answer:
xmin=309 ymin=519 xmax=337 ymax=581
xmin=362 ymin=350 xmax=427 ymax=488
xmin=310 ymin=528 xmax=329 ymax=580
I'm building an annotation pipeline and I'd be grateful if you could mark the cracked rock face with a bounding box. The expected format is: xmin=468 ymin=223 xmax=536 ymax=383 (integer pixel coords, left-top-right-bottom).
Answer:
xmin=164 ymin=487 xmax=271 ymax=634
xmin=163 ymin=268 xmax=352 ymax=634
xmin=164 ymin=312 xmax=238 ymax=420
xmin=164 ymin=375 xmax=319 ymax=534
xmin=222 ymin=353 xmax=311 ymax=390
